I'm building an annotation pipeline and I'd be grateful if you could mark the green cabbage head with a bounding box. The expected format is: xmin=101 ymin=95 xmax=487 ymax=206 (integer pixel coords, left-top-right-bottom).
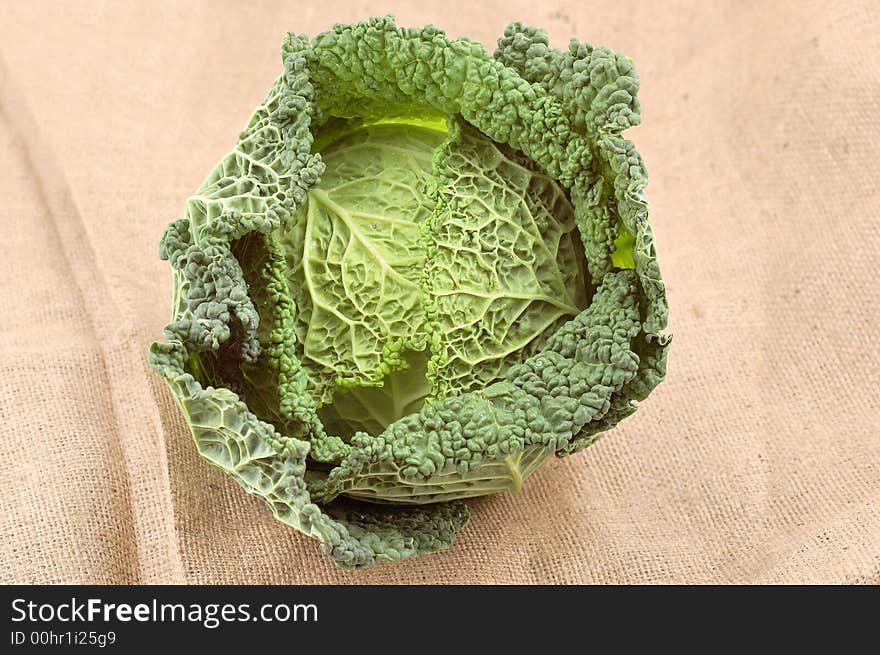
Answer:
xmin=149 ymin=16 xmax=670 ymax=568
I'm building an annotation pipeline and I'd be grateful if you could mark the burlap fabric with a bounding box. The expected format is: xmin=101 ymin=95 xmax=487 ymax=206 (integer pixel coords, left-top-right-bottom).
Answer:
xmin=1 ymin=1 xmax=877 ymax=584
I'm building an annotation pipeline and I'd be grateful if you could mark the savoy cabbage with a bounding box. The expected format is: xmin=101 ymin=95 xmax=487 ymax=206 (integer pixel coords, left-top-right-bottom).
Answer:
xmin=150 ymin=16 xmax=670 ymax=568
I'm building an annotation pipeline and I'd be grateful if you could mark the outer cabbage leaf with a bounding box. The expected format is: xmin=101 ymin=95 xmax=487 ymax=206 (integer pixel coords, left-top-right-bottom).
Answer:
xmin=309 ymin=270 xmax=642 ymax=505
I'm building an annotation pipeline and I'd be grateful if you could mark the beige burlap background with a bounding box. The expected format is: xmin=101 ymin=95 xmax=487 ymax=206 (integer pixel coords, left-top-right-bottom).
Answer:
xmin=1 ymin=0 xmax=877 ymax=584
